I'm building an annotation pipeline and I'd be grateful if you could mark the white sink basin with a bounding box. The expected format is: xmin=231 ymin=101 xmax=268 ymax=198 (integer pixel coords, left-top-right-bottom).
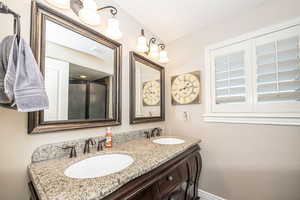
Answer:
xmin=64 ymin=154 xmax=134 ymax=179
xmin=152 ymin=138 xmax=185 ymax=145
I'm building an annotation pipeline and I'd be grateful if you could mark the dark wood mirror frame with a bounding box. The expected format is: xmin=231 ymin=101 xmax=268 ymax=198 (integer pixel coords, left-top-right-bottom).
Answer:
xmin=28 ymin=1 xmax=122 ymax=134
xmin=129 ymin=52 xmax=165 ymax=124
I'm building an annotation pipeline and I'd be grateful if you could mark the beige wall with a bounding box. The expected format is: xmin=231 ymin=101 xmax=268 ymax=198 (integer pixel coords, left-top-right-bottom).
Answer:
xmin=165 ymin=0 xmax=300 ymax=200
xmin=0 ymin=0 xmax=165 ymax=199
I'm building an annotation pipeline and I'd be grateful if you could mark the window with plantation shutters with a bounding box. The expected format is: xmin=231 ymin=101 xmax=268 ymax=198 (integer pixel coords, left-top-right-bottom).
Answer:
xmin=215 ymin=51 xmax=246 ymax=104
xmin=256 ymin=36 xmax=300 ymax=103
xmin=205 ymin=19 xmax=300 ymax=125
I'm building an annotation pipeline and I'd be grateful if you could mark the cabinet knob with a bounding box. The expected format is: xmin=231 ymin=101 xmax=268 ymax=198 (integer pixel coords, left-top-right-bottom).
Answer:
xmin=167 ymin=176 xmax=173 ymax=181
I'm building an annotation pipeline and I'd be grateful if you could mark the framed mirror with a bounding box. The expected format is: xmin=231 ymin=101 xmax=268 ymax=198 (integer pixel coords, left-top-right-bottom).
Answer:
xmin=29 ymin=2 xmax=122 ymax=134
xmin=130 ymin=52 xmax=165 ymax=124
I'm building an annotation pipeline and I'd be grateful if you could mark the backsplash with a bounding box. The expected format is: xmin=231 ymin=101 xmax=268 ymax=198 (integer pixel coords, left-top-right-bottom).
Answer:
xmin=31 ymin=127 xmax=164 ymax=163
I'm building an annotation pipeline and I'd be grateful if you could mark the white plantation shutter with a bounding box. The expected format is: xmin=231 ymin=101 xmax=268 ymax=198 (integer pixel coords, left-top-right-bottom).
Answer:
xmin=211 ymin=41 xmax=252 ymax=113
xmin=206 ymin=20 xmax=300 ymax=125
xmin=256 ymin=36 xmax=300 ymax=103
xmin=254 ymin=25 xmax=300 ymax=113
xmin=215 ymin=51 xmax=246 ymax=104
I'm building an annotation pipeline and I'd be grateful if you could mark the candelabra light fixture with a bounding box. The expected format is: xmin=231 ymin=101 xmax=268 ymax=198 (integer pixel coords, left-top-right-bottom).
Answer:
xmin=44 ymin=0 xmax=122 ymax=40
xmin=136 ymin=29 xmax=169 ymax=64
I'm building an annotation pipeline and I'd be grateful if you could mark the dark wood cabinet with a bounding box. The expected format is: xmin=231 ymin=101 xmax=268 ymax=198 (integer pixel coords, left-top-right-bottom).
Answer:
xmin=29 ymin=144 xmax=202 ymax=200
xmin=102 ymin=144 xmax=201 ymax=200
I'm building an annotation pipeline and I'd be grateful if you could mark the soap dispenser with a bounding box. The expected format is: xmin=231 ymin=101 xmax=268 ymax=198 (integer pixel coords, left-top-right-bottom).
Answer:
xmin=105 ymin=127 xmax=113 ymax=148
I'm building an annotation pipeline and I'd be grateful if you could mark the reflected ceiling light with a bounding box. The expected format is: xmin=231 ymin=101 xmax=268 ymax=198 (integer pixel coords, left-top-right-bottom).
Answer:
xmin=45 ymin=0 xmax=70 ymax=9
xmin=80 ymin=75 xmax=87 ymax=79
xmin=136 ymin=29 xmax=148 ymax=53
xmin=136 ymin=29 xmax=169 ymax=64
xmin=78 ymin=0 xmax=101 ymax=26
xmin=106 ymin=17 xmax=122 ymax=40
xmin=70 ymin=0 xmax=123 ymax=39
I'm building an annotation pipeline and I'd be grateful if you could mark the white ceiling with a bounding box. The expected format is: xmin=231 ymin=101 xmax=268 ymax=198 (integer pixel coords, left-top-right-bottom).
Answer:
xmin=69 ymin=64 xmax=110 ymax=81
xmin=46 ymin=20 xmax=113 ymax=62
xmin=114 ymin=0 xmax=274 ymax=43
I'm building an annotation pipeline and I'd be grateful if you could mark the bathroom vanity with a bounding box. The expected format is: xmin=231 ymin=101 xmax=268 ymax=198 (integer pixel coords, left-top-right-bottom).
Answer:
xmin=102 ymin=144 xmax=201 ymax=200
xmin=27 ymin=3 xmax=201 ymax=200
xmin=28 ymin=133 xmax=201 ymax=200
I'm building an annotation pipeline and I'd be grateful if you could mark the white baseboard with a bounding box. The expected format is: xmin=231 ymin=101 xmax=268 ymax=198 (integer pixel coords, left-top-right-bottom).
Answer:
xmin=198 ymin=189 xmax=227 ymax=200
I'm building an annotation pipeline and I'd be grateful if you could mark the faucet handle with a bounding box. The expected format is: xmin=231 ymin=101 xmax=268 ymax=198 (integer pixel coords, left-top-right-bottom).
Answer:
xmin=89 ymin=138 xmax=96 ymax=145
xmin=158 ymin=128 xmax=162 ymax=136
xmin=97 ymin=138 xmax=106 ymax=151
xmin=144 ymin=131 xmax=150 ymax=139
xmin=84 ymin=138 xmax=96 ymax=154
xmin=58 ymin=145 xmax=77 ymax=158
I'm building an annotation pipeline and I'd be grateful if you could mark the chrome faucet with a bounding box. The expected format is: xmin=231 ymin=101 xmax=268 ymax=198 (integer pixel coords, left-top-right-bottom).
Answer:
xmin=84 ymin=138 xmax=96 ymax=154
xmin=144 ymin=131 xmax=151 ymax=139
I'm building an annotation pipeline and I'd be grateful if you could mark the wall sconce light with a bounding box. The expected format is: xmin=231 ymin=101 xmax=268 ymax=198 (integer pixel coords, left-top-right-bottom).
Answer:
xmin=44 ymin=0 xmax=123 ymax=40
xmin=148 ymin=38 xmax=159 ymax=58
xmin=136 ymin=29 xmax=169 ymax=64
xmin=78 ymin=0 xmax=101 ymax=26
xmin=105 ymin=16 xmax=122 ymax=40
xmin=158 ymin=48 xmax=169 ymax=64
xmin=136 ymin=29 xmax=149 ymax=53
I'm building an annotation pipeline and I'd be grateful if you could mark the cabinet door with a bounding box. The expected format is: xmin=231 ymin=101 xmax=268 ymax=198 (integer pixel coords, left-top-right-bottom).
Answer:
xmin=158 ymin=152 xmax=202 ymax=200
xmin=162 ymin=183 xmax=188 ymax=200
xmin=158 ymin=166 xmax=184 ymax=195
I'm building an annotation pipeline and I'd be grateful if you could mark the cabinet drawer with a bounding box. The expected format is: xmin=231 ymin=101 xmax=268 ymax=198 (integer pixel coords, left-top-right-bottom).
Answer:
xmin=128 ymin=185 xmax=157 ymax=200
xmin=158 ymin=166 xmax=183 ymax=194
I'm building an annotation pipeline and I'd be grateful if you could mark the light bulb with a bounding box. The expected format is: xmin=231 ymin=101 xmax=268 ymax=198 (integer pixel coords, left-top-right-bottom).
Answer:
xmin=106 ymin=17 xmax=123 ymax=40
xmin=159 ymin=50 xmax=169 ymax=64
xmin=45 ymin=0 xmax=70 ymax=9
xmin=78 ymin=0 xmax=101 ymax=26
xmin=149 ymin=43 xmax=159 ymax=58
xmin=136 ymin=29 xmax=148 ymax=53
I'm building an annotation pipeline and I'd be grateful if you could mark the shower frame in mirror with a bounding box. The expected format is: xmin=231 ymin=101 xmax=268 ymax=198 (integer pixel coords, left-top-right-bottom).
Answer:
xmin=130 ymin=52 xmax=165 ymax=124
xmin=28 ymin=1 xmax=122 ymax=134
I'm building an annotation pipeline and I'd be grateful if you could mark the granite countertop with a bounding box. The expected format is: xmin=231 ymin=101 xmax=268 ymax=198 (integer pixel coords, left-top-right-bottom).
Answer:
xmin=28 ymin=136 xmax=201 ymax=200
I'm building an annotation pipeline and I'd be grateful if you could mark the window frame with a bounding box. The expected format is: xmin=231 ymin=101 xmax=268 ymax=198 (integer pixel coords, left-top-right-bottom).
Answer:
xmin=204 ymin=17 xmax=300 ymax=126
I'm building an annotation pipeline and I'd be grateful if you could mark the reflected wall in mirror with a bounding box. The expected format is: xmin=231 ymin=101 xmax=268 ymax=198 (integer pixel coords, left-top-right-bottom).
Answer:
xmin=130 ymin=52 xmax=165 ymax=124
xmin=29 ymin=2 xmax=121 ymax=134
